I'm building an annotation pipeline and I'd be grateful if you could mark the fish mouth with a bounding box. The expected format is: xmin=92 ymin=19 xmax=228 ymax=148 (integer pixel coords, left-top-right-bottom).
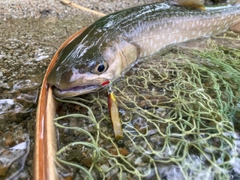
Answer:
xmin=52 ymin=85 xmax=101 ymax=98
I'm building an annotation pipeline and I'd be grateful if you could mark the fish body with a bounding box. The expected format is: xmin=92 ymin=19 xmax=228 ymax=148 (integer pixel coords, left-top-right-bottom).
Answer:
xmin=47 ymin=2 xmax=240 ymax=97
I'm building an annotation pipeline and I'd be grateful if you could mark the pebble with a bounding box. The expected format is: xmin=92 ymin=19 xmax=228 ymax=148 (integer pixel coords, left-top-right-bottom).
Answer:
xmin=134 ymin=157 xmax=143 ymax=165
xmin=100 ymin=164 xmax=109 ymax=172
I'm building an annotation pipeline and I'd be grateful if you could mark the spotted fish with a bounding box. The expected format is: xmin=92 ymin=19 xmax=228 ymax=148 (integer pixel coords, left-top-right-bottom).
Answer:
xmin=47 ymin=2 xmax=240 ymax=97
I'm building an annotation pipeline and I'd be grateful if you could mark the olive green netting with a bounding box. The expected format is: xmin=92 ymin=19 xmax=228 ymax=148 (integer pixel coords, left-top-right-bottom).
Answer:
xmin=54 ymin=35 xmax=240 ymax=180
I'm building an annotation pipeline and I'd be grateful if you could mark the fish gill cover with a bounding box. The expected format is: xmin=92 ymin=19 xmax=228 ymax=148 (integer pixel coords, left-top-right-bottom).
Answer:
xmin=53 ymin=32 xmax=240 ymax=180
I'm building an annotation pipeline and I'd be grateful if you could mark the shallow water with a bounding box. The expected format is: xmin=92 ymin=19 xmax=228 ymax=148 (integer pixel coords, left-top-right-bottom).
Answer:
xmin=0 ymin=14 xmax=98 ymax=178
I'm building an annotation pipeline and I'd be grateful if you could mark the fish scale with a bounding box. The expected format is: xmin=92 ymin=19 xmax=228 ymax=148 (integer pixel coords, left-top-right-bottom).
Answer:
xmin=47 ymin=2 xmax=240 ymax=97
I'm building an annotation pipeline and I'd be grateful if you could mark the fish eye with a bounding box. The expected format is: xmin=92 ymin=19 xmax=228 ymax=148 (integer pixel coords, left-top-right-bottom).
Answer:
xmin=98 ymin=64 xmax=105 ymax=72
xmin=94 ymin=62 xmax=108 ymax=74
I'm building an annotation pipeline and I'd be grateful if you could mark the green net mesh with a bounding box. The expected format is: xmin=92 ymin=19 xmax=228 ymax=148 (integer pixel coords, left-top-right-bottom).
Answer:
xmin=53 ymin=33 xmax=240 ymax=180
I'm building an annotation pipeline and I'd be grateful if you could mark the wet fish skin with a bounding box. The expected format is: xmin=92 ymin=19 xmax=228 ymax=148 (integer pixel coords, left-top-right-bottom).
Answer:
xmin=47 ymin=2 xmax=240 ymax=97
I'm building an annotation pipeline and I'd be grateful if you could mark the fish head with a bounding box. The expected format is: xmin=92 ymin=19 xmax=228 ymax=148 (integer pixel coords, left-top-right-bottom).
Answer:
xmin=47 ymin=38 xmax=138 ymax=97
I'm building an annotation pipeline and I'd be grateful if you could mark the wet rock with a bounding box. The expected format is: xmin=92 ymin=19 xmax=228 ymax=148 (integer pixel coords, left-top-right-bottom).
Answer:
xmin=16 ymin=90 xmax=39 ymax=104
xmin=0 ymin=99 xmax=15 ymax=114
xmin=12 ymin=79 xmax=40 ymax=93
xmin=0 ymin=127 xmax=30 ymax=178
xmin=0 ymin=140 xmax=30 ymax=178
xmin=0 ymin=99 xmax=32 ymax=122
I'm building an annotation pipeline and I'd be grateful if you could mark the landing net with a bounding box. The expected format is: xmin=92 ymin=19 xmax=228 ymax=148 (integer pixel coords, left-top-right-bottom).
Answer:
xmin=54 ymin=33 xmax=240 ymax=180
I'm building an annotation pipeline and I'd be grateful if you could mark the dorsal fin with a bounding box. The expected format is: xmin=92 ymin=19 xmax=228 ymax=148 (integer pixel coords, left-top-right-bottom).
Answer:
xmin=170 ymin=0 xmax=205 ymax=10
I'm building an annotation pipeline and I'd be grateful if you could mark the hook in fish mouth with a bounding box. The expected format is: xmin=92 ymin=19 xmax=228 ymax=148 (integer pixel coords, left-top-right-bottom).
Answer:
xmin=50 ymin=79 xmax=111 ymax=98
xmin=52 ymin=85 xmax=101 ymax=98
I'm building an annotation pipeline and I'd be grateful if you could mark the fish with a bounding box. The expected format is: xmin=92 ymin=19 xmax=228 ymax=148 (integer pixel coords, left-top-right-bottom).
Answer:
xmin=47 ymin=1 xmax=240 ymax=98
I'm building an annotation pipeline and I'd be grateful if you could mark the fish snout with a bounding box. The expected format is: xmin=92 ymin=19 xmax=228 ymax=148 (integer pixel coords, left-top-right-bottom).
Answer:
xmin=47 ymin=68 xmax=74 ymax=90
